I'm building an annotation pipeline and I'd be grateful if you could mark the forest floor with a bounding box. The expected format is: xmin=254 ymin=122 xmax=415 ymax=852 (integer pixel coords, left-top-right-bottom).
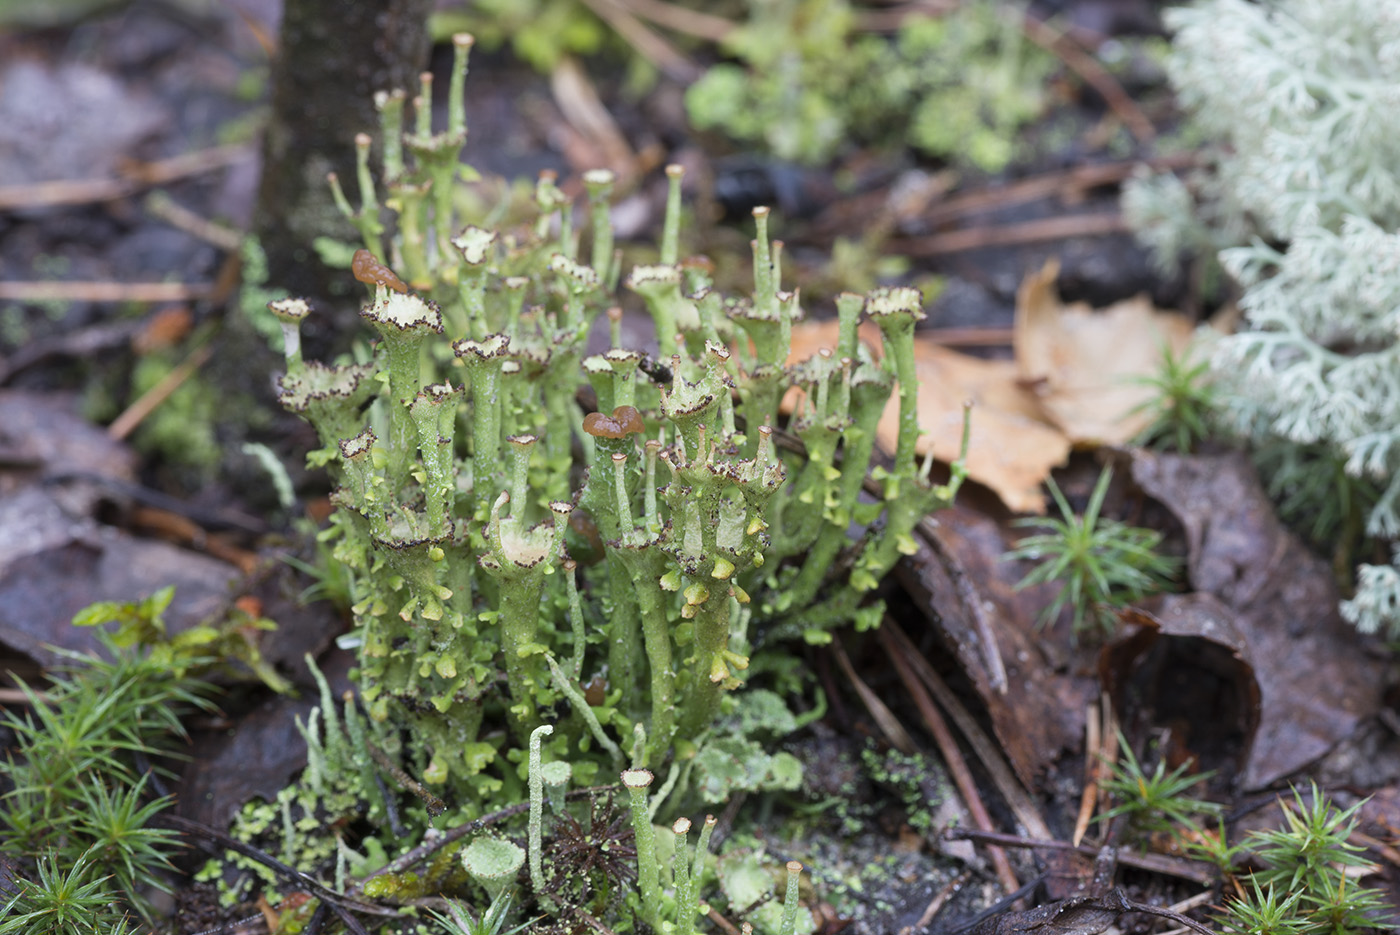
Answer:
xmin=2 ymin=1 xmax=1399 ymax=933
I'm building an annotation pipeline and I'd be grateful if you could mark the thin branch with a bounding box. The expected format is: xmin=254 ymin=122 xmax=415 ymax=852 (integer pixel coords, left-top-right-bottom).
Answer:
xmin=830 ymin=637 xmax=916 ymax=754
xmin=347 ymin=785 xmax=622 ymax=896
xmin=920 ymin=153 xmax=1196 ymax=226
xmin=144 ymin=191 xmax=243 ymax=251
xmin=893 ymin=212 xmax=1127 ymax=256
xmin=0 ymin=320 xmax=140 ymax=386
xmin=0 ymin=282 xmax=216 ymax=303
xmin=945 ymin=827 xmax=1218 ymax=886
xmin=877 ymin=624 xmax=1021 ymax=896
xmin=576 ymin=0 xmax=701 ymax=83
xmin=0 ymin=143 xmax=253 ymax=212
xmin=857 ymin=0 xmax=957 ymax=32
xmin=551 ymin=56 xmax=637 ymax=176
xmin=613 ymin=0 xmax=735 ymax=42
xmin=1072 ymin=698 xmax=1102 ymax=847
xmin=913 ymin=870 xmax=972 ymax=931
xmin=155 ymin=813 xmax=395 ymax=923
xmin=882 ymin=619 xmax=1052 ymax=842
xmin=108 ymin=343 xmax=214 ymax=442
xmin=1019 ymin=13 xmax=1156 ymax=145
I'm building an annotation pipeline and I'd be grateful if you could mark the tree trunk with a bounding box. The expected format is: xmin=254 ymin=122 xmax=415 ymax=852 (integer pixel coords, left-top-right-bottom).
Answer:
xmin=211 ymin=0 xmax=431 ymax=510
xmin=254 ymin=0 xmax=431 ymax=329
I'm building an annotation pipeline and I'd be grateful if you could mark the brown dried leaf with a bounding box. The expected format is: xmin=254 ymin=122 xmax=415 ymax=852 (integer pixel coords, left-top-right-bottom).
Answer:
xmin=176 ymin=651 xmax=356 ymax=830
xmin=1100 ymin=595 xmax=1261 ymax=786
xmin=0 ymin=392 xmax=239 ymax=663
xmin=876 ymin=343 xmax=1069 ymax=514
xmin=899 ymin=504 xmax=1094 ymax=789
xmin=1130 ymin=450 xmax=1384 ymax=789
xmin=1015 ymin=260 xmax=1194 ymax=447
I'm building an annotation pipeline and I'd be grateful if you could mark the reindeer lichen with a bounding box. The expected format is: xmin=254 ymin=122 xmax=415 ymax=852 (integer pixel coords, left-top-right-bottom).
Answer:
xmin=1124 ymin=0 xmax=1400 ymax=636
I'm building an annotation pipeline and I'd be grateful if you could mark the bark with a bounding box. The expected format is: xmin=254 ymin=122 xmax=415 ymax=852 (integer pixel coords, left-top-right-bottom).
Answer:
xmin=210 ymin=0 xmax=431 ymax=510
xmin=254 ymin=0 xmax=432 ymax=331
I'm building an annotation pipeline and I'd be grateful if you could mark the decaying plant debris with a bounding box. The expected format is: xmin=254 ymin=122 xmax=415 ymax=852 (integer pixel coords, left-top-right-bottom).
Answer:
xmin=4 ymin=1 xmax=1400 ymax=934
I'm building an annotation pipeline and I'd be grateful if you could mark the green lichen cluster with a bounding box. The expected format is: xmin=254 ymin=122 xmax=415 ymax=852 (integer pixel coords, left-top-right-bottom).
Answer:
xmin=436 ymin=0 xmax=1057 ymax=171
xmin=272 ymin=33 xmax=967 ymax=819
xmin=685 ymin=0 xmax=1056 ymax=169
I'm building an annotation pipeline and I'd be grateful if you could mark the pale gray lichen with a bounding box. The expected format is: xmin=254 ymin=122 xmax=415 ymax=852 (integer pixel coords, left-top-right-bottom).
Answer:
xmin=1125 ymin=0 xmax=1400 ymax=634
xmin=1342 ymin=552 xmax=1400 ymax=639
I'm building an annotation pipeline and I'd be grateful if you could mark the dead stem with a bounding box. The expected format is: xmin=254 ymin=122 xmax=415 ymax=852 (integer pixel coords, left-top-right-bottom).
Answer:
xmin=576 ymin=0 xmax=700 ymax=83
xmin=894 ymin=212 xmax=1128 ymax=257
xmin=945 ymin=827 xmax=1217 ymax=886
xmin=910 ymin=870 xmax=971 ymax=933
xmin=612 ymin=0 xmax=735 ymax=42
xmin=920 ymin=154 xmax=1197 ymax=227
xmin=0 ymin=282 xmax=215 ymax=303
xmin=882 ymin=621 xmax=1051 ymax=841
xmin=0 ymin=143 xmax=251 ymax=211
xmin=1071 ymin=697 xmax=1104 ymax=847
xmin=831 ymin=637 xmax=916 ymax=753
xmin=878 ymin=625 xmax=1022 ymax=896
xmin=108 ymin=343 xmax=213 ymax=441
xmin=145 ymin=191 xmax=243 ymax=251
xmin=1020 ymin=13 xmax=1156 ymax=144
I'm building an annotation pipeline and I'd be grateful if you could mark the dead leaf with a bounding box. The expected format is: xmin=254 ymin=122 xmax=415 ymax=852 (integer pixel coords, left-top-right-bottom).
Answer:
xmin=1015 ymin=260 xmax=1194 ymax=447
xmin=1130 ymin=450 xmax=1383 ymax=789
xmin=787 ymin=320 xmax=1069 ymax=514
xmin=176 ymin=651 xmax=355 ymax=830
xmin=0 ymin=391 xmax=240 ymax=665
xmin=899 ymin=504 xmax=1094 ymax=789
xmin=1100 ymin=595 xmax=1261 ymax=787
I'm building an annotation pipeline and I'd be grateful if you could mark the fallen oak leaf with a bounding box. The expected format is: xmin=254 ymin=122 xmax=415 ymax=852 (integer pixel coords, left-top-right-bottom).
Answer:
xmin=1015 ymin=259 xmax=1194 ymax=447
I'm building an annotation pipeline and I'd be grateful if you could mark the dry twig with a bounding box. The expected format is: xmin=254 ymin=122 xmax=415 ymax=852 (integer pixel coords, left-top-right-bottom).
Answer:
xmin=1072 ymin=698 xmax=1103 ymax=847
xmin=550 ymin=56 xmax=637 ymax=177
xmin=1019 ymin=13 xmax=1156 ymax=145
xmin=144 ymin=191 xmax=243 ymax=251
xmin=831 ymin=638 xmax=917 ymax=754
xmin=613 ymin=0 xmax=735 ymax=42
xmin=894 ymin=212 xmax=1127 ymax=256
xmin=0 ymin=143 xmax=252 ymax=212
xmin=921 ymin=153 xmax=1197 ymax=226
xmin=0 ymin=282 xmax=215 ymax=303
xmin=882 ymin=620 xmax=1051 ymax=842
xmin=946 ymin=827 xmax=1217 ymax=886
xmin=877 ymin=625 xmax=1021 ymax=896
xmin=576 ymin=0 xmax=701 ymax=82
xmin=908 ymin=870 xmax=971 ymax=933
xmin=107 ymin=343 xmax=213 ymax=442
xmin=857 ymin=0 xmax=957 ymax=32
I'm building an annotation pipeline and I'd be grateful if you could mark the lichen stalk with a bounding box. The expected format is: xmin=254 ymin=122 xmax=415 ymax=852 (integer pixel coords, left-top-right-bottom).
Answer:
xmin=779 ymin=861 xmax=804 ymax=935
xmin=563 ymin=559 xmax=586 ymax=680
xmin=528 ymin=725 xmax=553 ymax=905
xmin=614 ymin=543 xmax=676 ymax=764
xmin=622 ymin=768 xmax=662 ymax=928
xmin=448 ymin=34 xmax=473 ymax=139
xmin=673 ymin=818 xmax=696 ymax=935
xmin=661 ymin=164 xmax=684 ymax=266
xmin=677 ymin=587 xmax=732 ymax=739
xmin=375 ymin=89 xmax=406 ymax=182
xmin=584 ymin=169 xmax=616 ymax=283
